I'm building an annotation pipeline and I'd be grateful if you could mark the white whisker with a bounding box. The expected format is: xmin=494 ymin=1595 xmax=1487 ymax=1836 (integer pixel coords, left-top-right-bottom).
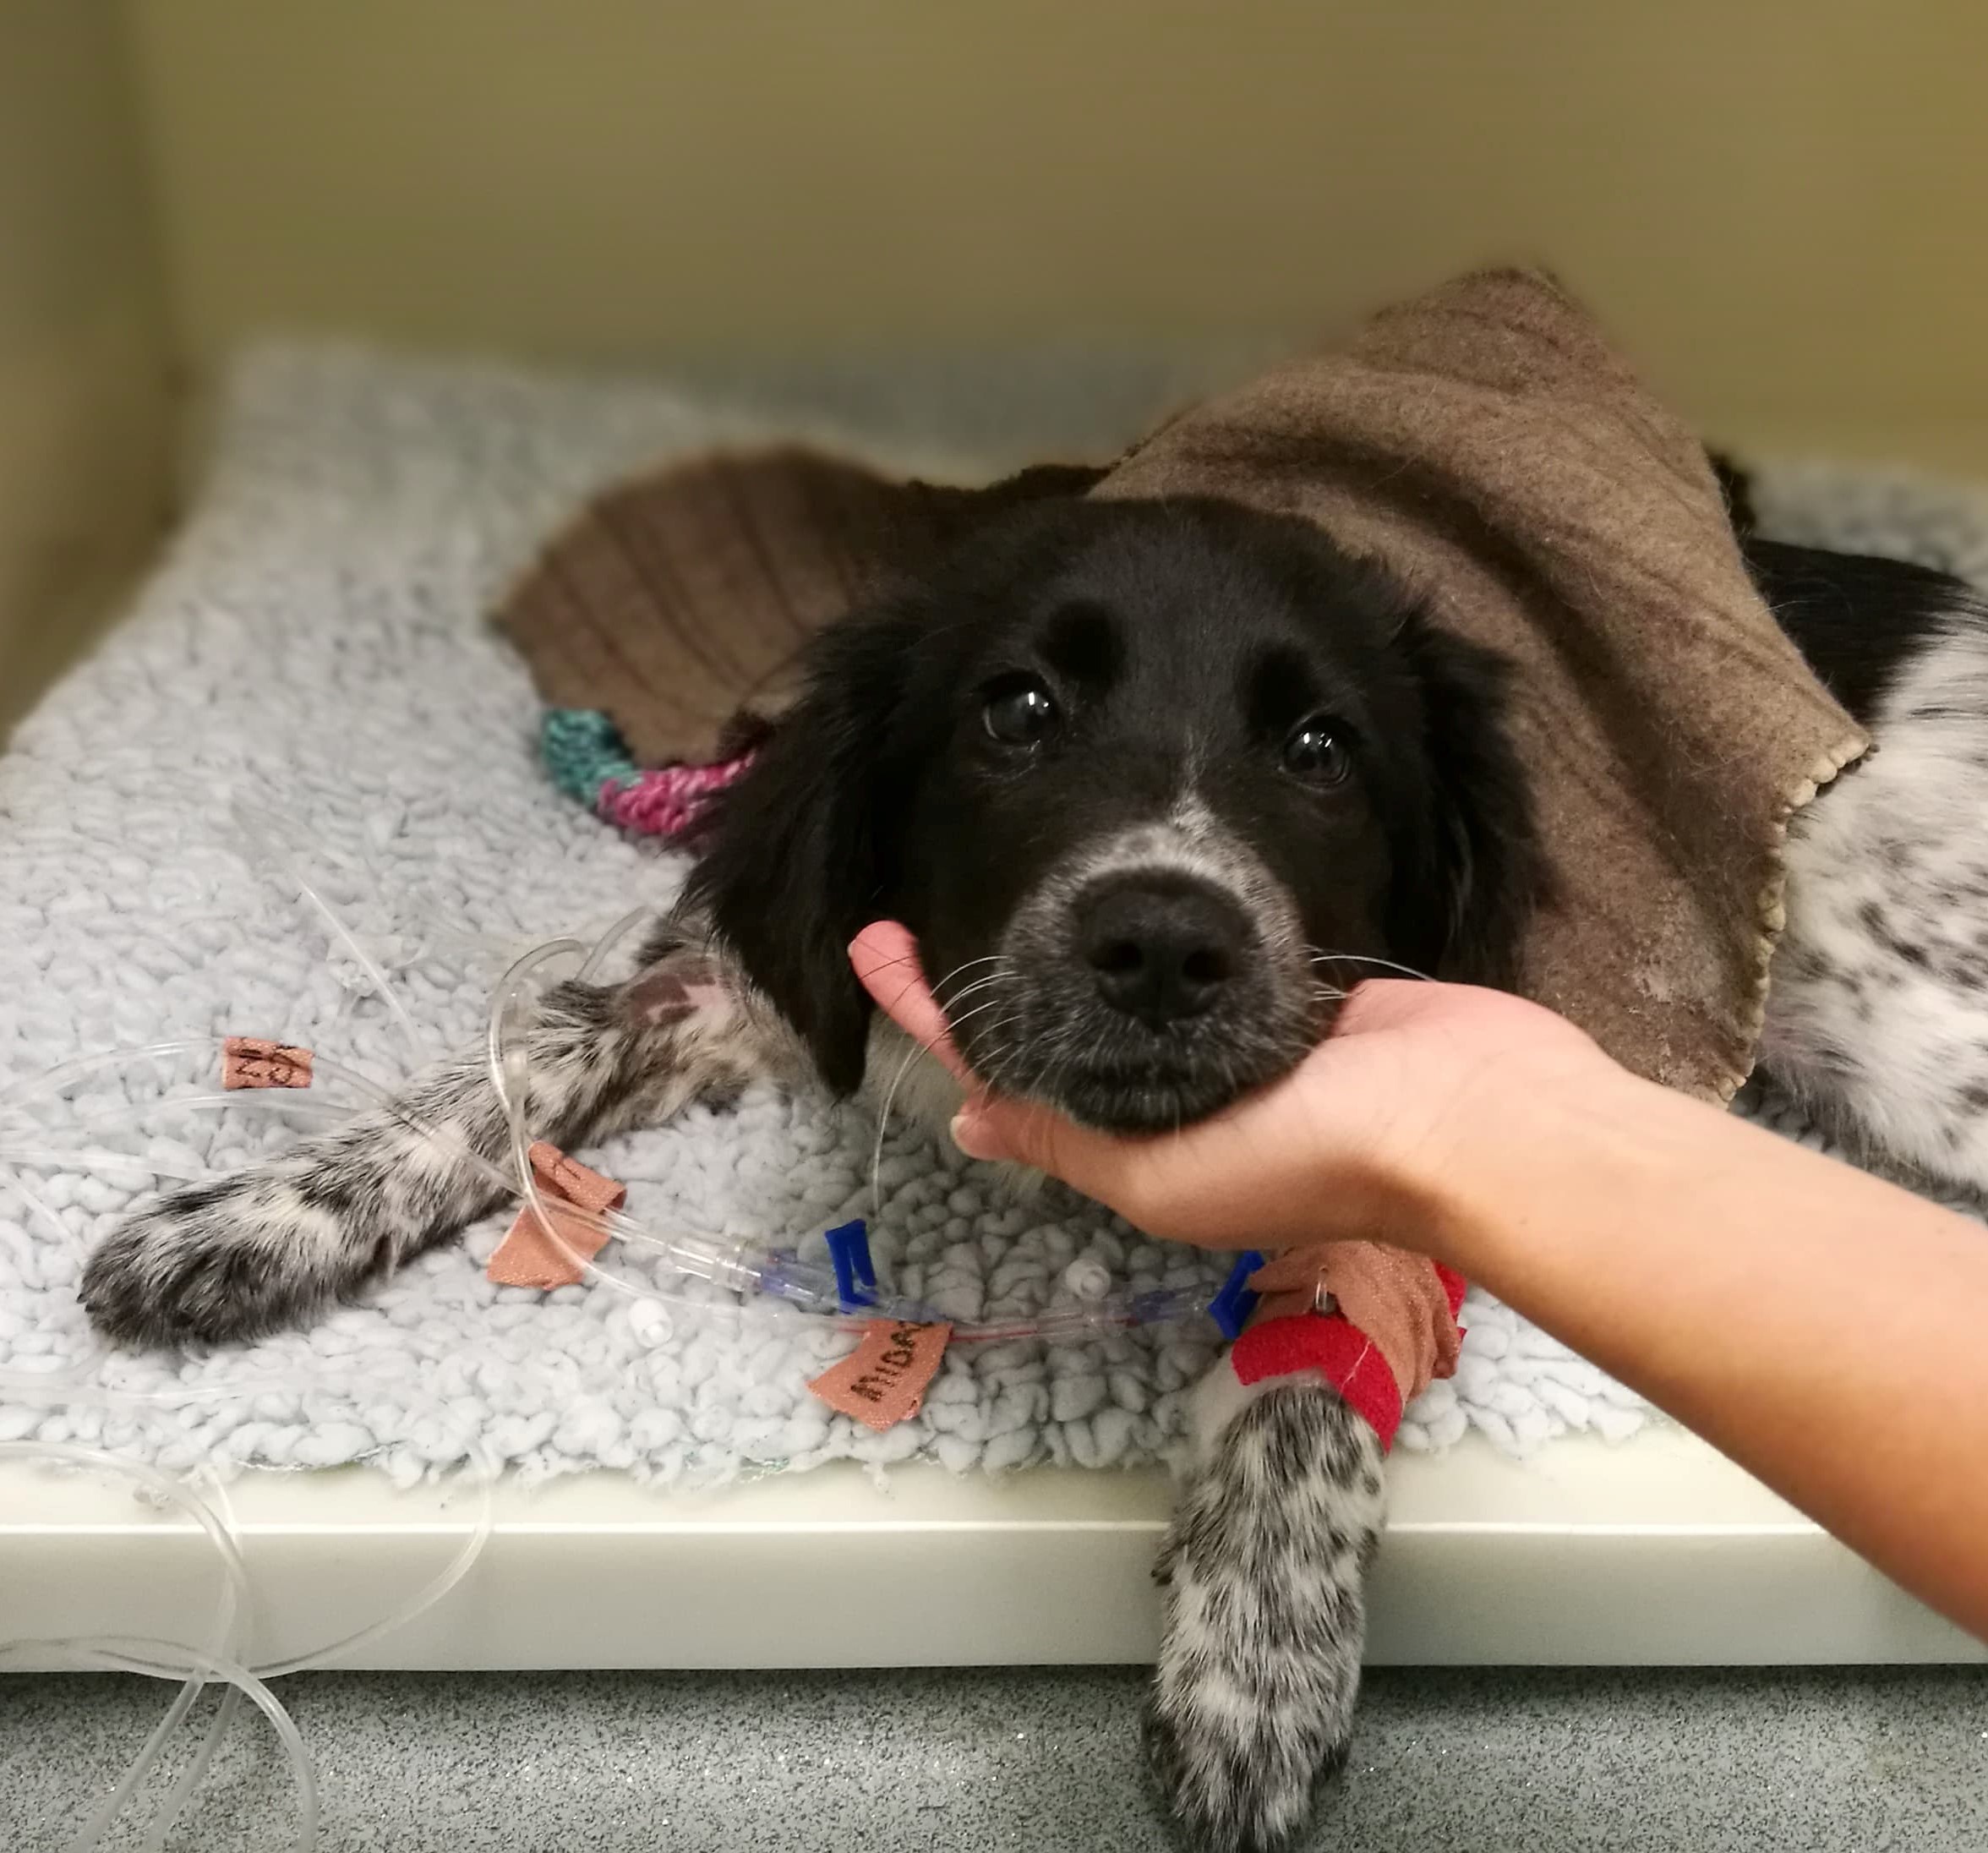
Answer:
xmin=1307 ymin=949 xmax=1434 ymax=983
xmin=867 ymin=990 xmax=1013 ymax=1220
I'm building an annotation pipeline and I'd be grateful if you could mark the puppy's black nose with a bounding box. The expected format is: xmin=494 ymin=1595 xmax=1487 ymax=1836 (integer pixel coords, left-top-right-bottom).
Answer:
xmin=1076 ymin=877 xmax=1248 ymax=1025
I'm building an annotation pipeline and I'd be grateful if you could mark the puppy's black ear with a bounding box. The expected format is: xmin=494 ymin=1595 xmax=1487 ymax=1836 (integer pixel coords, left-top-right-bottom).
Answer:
xmin=685 ymin=600 xmax=922 ymax=1094
xmin=1390 ymin=619 xmax=1546 ymax=984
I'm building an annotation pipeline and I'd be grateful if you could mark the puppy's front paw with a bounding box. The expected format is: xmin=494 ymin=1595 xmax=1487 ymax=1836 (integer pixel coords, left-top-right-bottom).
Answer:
xmin=1146 ymin=1380 xmax=1385 ymax=1853
xmin=81 ymin=1172 xmax=351 ymax=1347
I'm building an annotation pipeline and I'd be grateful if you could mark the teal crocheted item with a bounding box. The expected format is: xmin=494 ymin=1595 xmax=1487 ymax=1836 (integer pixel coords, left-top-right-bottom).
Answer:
xmin=539 ymin=708 xmax=752 ymax=841
xmin=542 ymin=708 xmax=639 ymax=805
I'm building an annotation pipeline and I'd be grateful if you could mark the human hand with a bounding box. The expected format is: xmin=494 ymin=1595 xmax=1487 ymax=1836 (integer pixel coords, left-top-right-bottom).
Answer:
xmin=848 ymin=919 xmax=1628 ymax=1261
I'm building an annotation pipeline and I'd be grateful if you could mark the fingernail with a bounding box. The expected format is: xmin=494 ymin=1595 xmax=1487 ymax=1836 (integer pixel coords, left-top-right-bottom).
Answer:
xmin=950 ymin=1107 xmax=999 ymax=1160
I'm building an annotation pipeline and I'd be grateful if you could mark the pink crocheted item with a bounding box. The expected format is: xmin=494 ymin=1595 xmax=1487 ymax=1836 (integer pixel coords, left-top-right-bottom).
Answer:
xmin=598 ymin=756 xmax=752 ymax=839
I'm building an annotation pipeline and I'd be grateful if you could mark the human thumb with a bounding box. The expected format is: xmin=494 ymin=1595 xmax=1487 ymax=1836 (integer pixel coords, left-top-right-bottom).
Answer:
xmin=948 ymin=1091 xmax=1139 ymax=1198
xmin=950 ymin=1093 xmax=1075 ymax=1169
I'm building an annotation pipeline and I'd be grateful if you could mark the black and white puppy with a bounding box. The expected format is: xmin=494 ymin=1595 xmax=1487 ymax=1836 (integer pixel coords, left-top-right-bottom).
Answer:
xmin=81 ymin=487 xmax=1988 ymax=1851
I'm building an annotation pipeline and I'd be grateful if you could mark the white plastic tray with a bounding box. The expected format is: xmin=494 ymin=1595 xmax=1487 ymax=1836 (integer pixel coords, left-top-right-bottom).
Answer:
xmin=2 ymin=1427 xmax=1976 ymax=1670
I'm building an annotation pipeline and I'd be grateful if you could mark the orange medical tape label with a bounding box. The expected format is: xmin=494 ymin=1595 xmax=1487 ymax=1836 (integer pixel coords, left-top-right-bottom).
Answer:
xmin=221 ymin=1037 xmax=314 ymax=1090
xmin=525 ymin=1140 xmax=625 ymax=1215
xmin=486 ymin=1143 xmax=625 ymax=1290
xmin=808 ymin=1320 xmax=953 ymax=1431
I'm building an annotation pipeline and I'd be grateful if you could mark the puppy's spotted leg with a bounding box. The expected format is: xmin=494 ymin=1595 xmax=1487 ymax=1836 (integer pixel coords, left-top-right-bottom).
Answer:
xmin=1146 ymin=1364 xmax=1385 ymax=1853
xmin=81 ymin=925 xmax=800 ymax=1347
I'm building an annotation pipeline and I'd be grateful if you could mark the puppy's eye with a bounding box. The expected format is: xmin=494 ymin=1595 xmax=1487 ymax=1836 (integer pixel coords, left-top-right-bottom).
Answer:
xmin=1281 ymin=716 xmax=1351 ymax=785
xmin=982 ymin=675 xmax=1059 ymax=746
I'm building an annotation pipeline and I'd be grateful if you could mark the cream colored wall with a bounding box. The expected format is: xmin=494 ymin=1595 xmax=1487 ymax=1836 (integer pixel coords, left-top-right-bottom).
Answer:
xmin=8 ymin=0 xmax=1988 ymax=727
xmin=125 ymin=0 xmax=1988 ymax=467
xmin=0 ymin=1 xmax=172 ymax=728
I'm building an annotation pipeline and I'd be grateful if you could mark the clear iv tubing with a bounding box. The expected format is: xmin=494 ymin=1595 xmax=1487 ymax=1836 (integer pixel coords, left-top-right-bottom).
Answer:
xmin=0 ymin=1439 xmax=495 ymax=1852
xmin=483 ymin=934 xmax=1217 ymax=1342
xmin=0 ymin=1029 xmax=773 ymax=1408
xmin=0 ymin=974 xmax=1216 ymax=1351
xmin=231 ymin=799 xmax=432 ymax=1067
xmin=2 ymin=1641 xmax=316 ymax=1853
xmin=0 ymin=985 xmax=1218 ymax=1369
xmin=2 ymin=990 xmax=491 ymax=1841
xmin=0 ymin=1440 xmax=291 ymax=1853
xmin=0 ymin=1030 xmax=784 ymax=1367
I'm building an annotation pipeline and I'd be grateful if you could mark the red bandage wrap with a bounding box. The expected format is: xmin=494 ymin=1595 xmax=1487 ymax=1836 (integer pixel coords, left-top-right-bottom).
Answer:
xmin=1230 ymin=1257 xmax=1468 ymax=1451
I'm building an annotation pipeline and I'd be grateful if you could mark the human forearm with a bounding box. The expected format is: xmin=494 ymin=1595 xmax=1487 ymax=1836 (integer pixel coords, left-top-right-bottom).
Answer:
xmin=846 ymin=932 xmax=1988 ymax=1637
xmin=1435 ymin=1076 xmax=1988 ymax=1639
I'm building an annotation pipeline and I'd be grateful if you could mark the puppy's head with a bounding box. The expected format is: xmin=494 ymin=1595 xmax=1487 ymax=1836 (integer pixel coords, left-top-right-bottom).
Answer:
xmin=689 ymin=497 xmax=1540 ymax=1129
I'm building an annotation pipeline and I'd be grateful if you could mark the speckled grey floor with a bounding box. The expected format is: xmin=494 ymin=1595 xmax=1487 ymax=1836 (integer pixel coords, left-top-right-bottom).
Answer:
xmin=3 ymin=1666 xmax=1985 ymax=1850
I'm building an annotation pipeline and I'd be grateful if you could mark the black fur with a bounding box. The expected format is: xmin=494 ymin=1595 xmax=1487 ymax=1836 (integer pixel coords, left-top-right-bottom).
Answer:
xmin=1744 ymin=536 xmax=1971 ymax=726
xmin=1384 ymin=614 xmax=1543 ymax=981
xmin=1713 ymin=451 xmax=1968 ymax=725
xmin=688 ymin=603 xmax=926 ymax=1094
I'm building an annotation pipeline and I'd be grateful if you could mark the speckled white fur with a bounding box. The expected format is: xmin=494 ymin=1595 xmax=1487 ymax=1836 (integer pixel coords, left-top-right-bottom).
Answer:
xmin=1764 ymin=620 xmax=1988 ymax=1189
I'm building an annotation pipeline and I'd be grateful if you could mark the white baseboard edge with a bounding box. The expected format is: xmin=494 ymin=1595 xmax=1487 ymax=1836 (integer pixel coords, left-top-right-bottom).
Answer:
xmin=2 ymin=1425 xmax=1978 ymax=1670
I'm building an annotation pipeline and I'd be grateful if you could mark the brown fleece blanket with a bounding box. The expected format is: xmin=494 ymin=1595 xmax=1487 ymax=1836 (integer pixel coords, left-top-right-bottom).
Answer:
xmin=497 ymin=268 xmax=1869 ymax=1101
